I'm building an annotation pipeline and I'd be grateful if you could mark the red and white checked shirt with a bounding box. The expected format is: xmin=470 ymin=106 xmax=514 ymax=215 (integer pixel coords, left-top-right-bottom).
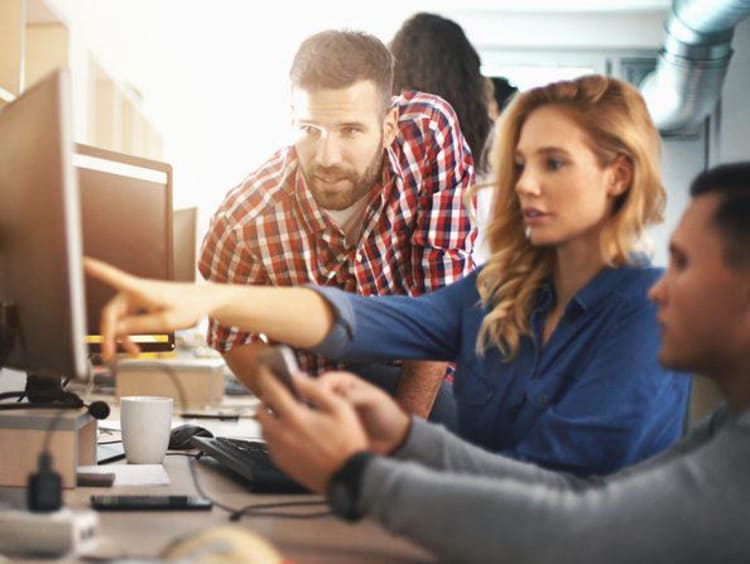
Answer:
xmin=199 ymin=91 xmax=477 ymax=375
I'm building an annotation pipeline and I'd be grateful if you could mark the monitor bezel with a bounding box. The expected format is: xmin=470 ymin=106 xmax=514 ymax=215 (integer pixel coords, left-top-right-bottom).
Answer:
xmin=75 ymin=143 xmax=175 ymax=354
xmin=0 ymin=69 xmax=90 ymax=382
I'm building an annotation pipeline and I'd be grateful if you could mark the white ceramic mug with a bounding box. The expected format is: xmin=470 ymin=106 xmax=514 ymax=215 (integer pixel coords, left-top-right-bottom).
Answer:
xmin=120 ymin=396 xmax=173 ymax=464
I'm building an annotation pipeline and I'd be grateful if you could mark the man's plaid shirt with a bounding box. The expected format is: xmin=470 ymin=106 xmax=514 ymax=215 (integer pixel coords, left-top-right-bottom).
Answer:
xmin=199 ymin=91 xmax=477 ymax=375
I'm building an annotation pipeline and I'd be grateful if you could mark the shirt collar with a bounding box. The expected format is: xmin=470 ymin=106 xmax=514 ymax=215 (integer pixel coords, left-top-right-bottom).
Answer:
xmin=533 ymin=264 xmax=642 ymax=317
xmin=571 ymin=265 xmax=637 ymax=313
xmin=384 ymin=140 xmax=404 ymax=184
xmin=535 ymin=282 xmax=555 ymax=312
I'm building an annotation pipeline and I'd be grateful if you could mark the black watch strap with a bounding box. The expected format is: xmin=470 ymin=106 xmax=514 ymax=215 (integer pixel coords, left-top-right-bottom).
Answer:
xmin=326 ymin=451 xmax=373 ymax=522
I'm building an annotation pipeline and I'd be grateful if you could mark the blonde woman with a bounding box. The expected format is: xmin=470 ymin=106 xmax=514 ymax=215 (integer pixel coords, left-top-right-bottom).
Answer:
xmin=87 ymin=75 xmax=689 ymax=476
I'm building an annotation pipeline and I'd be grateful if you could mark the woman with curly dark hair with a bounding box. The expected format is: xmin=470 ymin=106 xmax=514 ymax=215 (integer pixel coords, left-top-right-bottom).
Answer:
xmin=389 ymin=13 xmax=492 ymax=162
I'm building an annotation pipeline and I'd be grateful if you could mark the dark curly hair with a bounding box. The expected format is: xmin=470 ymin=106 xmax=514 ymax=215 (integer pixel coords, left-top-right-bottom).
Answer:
xmin=389 ymin=13 xmax=491 ymax=160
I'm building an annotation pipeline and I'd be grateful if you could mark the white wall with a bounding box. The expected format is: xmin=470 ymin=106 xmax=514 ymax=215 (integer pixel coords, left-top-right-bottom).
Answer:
xmin=459 ymin=10 xmax=666 ymax=49
xmin=652 ymin=137 xmax=707 ymax=266
xmin=651 ymin=16 xmax=750 ymax=267
xmin=42 ymin=2 xmax=670 ymax=244
xmin=717 ymin=17 xmax=750 ymax=165
xmin=35 ymin=2 xmax=750 ymax=268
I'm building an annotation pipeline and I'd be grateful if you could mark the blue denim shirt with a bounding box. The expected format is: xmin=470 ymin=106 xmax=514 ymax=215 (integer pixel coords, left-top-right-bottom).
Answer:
xmin=310 ymin=264 xmax=690 ymax=476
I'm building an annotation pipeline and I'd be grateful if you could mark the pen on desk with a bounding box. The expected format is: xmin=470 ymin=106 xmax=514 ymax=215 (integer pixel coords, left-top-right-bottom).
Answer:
xmin=179 ymin=413 xmax=240 ymax=421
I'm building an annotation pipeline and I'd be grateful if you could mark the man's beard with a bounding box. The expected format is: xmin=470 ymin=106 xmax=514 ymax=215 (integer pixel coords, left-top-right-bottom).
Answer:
xmin=301 ymin=149 xmax=384 ymax=211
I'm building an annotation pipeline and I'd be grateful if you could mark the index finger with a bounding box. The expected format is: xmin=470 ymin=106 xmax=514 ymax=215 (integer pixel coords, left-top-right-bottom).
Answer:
xmin=84 ymin=257 xmax=137 ymax=293
xmin=99 ymin=293 xmax=129 ymax=361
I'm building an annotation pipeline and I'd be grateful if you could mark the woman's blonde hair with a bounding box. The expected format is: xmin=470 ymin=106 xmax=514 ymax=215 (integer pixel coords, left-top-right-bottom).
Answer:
xmin=474 ymin=74 xmax=664 ymax=358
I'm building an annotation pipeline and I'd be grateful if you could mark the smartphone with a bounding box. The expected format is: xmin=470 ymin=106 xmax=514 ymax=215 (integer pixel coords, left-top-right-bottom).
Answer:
xmin=90 ymin=495 xmax=213 ymax=511
xmin=257 ymin=345 xmax=301 ymax=399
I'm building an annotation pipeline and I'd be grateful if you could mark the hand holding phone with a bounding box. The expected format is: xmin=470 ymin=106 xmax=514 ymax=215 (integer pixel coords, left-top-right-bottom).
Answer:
xmin=257 ymin=345 xmax=302 ymax=400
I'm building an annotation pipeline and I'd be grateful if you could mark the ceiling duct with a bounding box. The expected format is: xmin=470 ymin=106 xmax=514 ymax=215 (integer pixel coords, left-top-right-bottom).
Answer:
xmin=640 ymin=0 xmax=750 ymax=134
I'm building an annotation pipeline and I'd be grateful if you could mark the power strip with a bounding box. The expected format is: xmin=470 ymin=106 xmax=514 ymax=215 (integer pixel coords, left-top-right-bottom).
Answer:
xmin=0 ymin=507 xmax=98 ymax=557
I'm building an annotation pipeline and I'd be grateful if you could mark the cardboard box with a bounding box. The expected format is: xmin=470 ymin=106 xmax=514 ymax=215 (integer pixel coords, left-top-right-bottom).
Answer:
xmin=115 ymin=357 xmax=226 ymax=408
xmin=0 ymin=409 xmax=96 ymax=488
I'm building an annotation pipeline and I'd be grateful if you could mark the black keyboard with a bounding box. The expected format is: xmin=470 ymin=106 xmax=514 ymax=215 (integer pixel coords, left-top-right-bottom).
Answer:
xmin=190 ymin=436 xmax=307 ymax=493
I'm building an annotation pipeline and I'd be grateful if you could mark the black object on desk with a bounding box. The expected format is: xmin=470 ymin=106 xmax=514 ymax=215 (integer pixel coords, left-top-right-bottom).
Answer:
xmin=191 ymin=436 xmax=307 ymax=493
xmin=91 ymin=495 xmax=213 ymax=511
xmin=78 ymin=472 xmax=116 ymax=487
xmin=169 ymin=424 xmax=214 ymax=450
xmin=180 ymin=412 xmax=240 ymax=421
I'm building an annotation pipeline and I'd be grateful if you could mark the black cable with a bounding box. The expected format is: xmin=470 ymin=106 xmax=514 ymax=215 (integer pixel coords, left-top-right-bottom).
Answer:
xmin=0 ymin=390 xmax=25 ymax=402
xmin=0 ymin=390 xmax=110 ymax=420
xmin=27 ymin=361 xmax=101 ymax=511
xmin=186 ymin=451 xmax=236 ymax=514
xmin=185 ymin=452 xmax=329 ymax=520
xmin=229 ymin=499 xmax=331 ymax=521
xmin=0 ymin=304 xmax=105 ymax=511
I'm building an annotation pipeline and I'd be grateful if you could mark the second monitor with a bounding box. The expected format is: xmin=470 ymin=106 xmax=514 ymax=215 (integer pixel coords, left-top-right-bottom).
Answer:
xmin=76 ymin=144 xmax=174 ymax=353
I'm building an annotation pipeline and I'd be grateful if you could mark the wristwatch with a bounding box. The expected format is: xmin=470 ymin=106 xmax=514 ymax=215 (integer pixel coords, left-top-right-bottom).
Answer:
xmin=326 ymin=451 xmax=373 ymax=521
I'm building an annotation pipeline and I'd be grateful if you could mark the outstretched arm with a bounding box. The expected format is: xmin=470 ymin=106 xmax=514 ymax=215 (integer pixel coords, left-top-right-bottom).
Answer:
xmin=84 ymin=258 xmax=336 ymax=361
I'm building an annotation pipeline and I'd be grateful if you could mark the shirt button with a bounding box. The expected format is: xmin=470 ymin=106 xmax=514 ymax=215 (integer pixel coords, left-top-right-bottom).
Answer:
xmin=355 ymin=252 xmax=362 ymax=262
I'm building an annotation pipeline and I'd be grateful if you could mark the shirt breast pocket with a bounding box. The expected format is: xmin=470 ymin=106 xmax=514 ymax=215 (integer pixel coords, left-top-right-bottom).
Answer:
xmin=452 ymin=359 xmax=495 ymax=406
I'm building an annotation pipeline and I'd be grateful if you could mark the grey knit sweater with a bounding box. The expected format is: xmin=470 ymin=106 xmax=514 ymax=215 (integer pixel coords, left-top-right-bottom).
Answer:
xmin=359 ymin=405 xmax=749 ymax=563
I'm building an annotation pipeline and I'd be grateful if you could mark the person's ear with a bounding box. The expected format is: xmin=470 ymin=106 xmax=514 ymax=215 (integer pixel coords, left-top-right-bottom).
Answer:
xmin=382 ymin=107 xmax=399 ymax=148
xmin=607 ymin=155 xmax=634 ymax=197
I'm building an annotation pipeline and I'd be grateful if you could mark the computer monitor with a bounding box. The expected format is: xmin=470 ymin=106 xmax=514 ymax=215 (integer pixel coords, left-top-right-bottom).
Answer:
xmin=76 ymin=144 xmax=175 ymax=353
xmin=0 ymin=69 xmax=90 ymax=382
xmin=173 ymin=207 xmax=198 ymax=283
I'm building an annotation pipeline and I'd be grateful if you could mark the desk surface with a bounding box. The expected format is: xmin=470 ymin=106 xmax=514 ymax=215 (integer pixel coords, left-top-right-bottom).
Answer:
xmin=1 ymin=435 xmax=433 ymax=563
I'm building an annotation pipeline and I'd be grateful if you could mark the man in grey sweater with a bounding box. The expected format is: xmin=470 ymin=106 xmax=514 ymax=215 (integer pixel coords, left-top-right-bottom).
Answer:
xmin=84 ymin=162 xmax=750 ymax=561
xmin=254 ymin=161 xmax=750 ymax=563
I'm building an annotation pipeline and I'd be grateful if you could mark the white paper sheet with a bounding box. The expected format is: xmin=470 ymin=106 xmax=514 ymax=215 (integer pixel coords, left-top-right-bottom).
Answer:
xmin=77 ymin=464 xmax=170 ymax=486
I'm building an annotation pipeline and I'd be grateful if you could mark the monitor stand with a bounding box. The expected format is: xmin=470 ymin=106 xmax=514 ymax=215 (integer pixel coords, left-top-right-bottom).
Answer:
xmin=0 ymin=302 xmax=89 ymax=409
xmin=24 ymin=373 xmax=84 ymax=407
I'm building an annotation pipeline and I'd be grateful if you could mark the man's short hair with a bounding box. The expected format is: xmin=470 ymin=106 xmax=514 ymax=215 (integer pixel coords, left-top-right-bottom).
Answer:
xmin=690 ymin=161 xmax=750 ymax=268
xmin=289 ymin=30 xmax=394 ymax=111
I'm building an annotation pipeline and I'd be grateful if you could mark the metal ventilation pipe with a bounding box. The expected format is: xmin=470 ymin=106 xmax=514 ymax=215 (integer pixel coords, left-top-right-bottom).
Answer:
xmin=640 ymin=0 xmax=750 ymax=134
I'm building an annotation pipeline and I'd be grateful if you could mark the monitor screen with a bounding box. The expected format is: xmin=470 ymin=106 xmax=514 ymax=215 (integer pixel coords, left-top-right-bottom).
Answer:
xmin=173 ymin=207 xmax=198 ymax=283
xmin=0 ymin=69 xmax=89 ymax=382
xmin=76 ymin=144 xmax=175 ymax=353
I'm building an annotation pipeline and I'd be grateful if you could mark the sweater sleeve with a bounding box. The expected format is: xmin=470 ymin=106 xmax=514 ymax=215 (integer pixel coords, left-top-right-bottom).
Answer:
xmin=358 ymin=409 xmax=748 ymax=564
xmin=308 ymin=275 xmax=473 ymax=362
